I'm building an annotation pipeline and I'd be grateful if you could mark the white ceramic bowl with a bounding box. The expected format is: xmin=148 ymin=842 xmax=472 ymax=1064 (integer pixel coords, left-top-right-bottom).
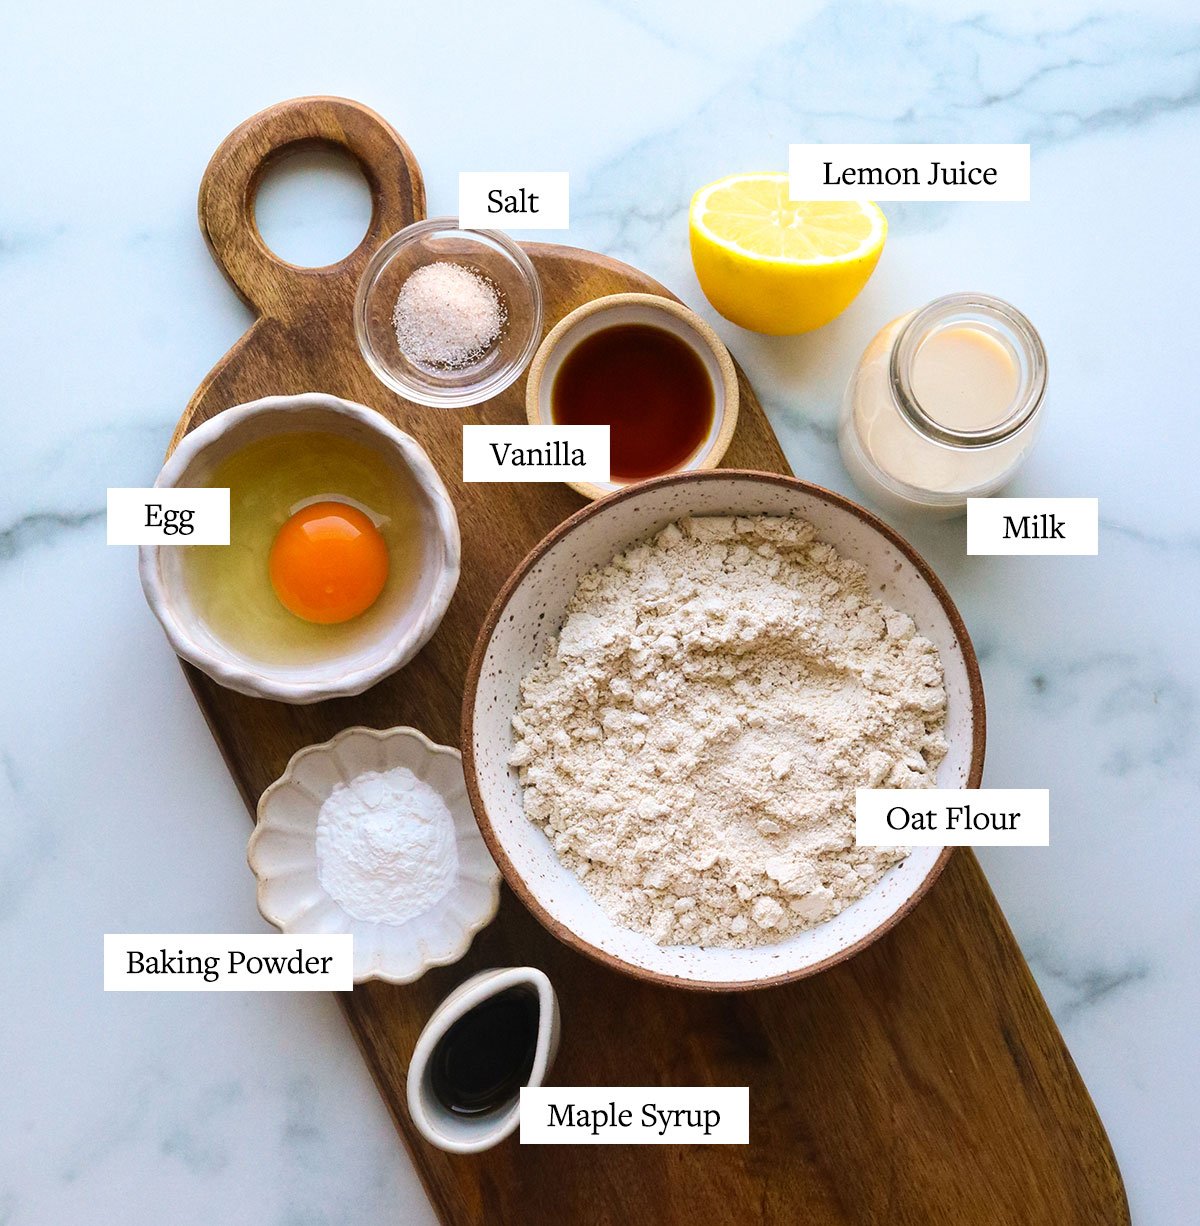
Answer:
xmin=524 ymin=293 xmax=739 ymax=501
xmin=406 ymin=966 xmax=560 ymax=1153
xmin=463 ymin=470 xmax=984 ymax=991
xmin=139 ymin=392 xmax=460 ymax=704
xmin=250 ymin=726 xmax=501 ymax=984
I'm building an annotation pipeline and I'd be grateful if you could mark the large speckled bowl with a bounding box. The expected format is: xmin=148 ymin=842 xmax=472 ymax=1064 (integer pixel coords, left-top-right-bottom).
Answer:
xmin=462 ymin=470 xmax=984 ymax=991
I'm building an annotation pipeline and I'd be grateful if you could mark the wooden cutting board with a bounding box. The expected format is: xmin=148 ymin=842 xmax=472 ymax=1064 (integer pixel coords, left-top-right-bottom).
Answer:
xmin=172 ymin=97 xmax=1128 ymax=1225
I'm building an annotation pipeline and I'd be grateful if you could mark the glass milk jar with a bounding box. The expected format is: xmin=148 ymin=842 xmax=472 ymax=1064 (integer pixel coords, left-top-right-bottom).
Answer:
xmin=838 ymin=293 xmax=1047 ymax=517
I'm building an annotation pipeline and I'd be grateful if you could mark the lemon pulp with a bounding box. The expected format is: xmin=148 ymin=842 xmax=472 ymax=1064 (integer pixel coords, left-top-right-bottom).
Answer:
xmin=689 ymin=173 xmax=887 ymax=334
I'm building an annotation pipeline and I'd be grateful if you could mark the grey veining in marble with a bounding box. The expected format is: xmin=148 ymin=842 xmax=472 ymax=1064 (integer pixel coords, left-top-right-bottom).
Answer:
xmin=2 ymin=1 xmax=1197 ymax=1223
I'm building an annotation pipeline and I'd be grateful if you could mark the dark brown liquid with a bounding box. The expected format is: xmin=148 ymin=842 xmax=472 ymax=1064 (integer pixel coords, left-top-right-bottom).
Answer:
xmin=429 ymin=987 xmax=539 ymax=1116
xmin=551 ymin=323 xmax=715 ymax=481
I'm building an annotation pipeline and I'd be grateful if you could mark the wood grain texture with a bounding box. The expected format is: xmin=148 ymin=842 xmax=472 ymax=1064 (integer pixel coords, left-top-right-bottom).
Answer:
xmin=172 ymin=97 xmax=1128 ymax=1225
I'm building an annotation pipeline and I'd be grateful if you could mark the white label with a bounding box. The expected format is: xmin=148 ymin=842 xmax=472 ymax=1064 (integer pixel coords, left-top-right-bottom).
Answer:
xmin=856 ymin=789 xmax=1049 ymax=847
xmin=463 ymin=425 xmax=609 ymax=483
xmin=103 ymin=934 xmax=353 ymax=991
xmin=520 ymin=1087 xmax=749 ymax=1145
xmin=459 ymin=172 xmax=570 ymax=229
xmin=789 ymin=144 xmax=1030 ymax=201
xmin=107 ymin=487 xmax=229 ymax=545
xmin=967 ymin=498 xmax=1098 ymax=555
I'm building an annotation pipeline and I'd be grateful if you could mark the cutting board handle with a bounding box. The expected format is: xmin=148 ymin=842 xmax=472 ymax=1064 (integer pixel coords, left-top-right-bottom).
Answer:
xmin=197 ymin=96 xmax=426 ymax=318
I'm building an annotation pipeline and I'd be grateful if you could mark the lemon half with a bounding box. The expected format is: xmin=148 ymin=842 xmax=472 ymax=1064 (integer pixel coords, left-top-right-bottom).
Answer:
xmin=689 ymin=173 xmax=887 ymax=334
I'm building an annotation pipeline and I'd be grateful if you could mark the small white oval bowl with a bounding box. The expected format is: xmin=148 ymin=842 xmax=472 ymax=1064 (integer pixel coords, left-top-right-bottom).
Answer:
xmin=250 ymin=726 xmax=501 ymax=984
xmin=407 ymin=966 xmax=560 ymax=1153
xmin=464 ymin=470 xmax=985 ymax=991
xmin=139 ymin=392 xmax=460 ymax=704
xmin=525 ymin=293 xmax=740 ymax=501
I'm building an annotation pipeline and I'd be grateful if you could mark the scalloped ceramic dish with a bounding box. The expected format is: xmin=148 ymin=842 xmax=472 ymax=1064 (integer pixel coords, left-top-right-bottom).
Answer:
xmin=250 ymin=726 xmax=501 ymax=983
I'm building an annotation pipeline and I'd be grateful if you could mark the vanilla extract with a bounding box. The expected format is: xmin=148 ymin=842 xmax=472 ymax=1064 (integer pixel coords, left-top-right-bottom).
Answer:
xmin=551 ymin=323 xmax=714 ymax=481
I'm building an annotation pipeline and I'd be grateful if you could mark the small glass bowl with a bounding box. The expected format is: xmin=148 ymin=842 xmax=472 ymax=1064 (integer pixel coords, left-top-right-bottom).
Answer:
xmin=354 ymin=218 xmax=544 ymax=409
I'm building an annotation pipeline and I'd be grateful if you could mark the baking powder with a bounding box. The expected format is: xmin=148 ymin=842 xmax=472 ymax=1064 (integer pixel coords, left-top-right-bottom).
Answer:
xmin=315 ymin=766 xmax=458 ymax=923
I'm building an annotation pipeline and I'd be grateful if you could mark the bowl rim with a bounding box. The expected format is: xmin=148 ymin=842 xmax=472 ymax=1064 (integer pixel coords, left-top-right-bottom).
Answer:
xmin=354 ymin=216 xmax=545 ymax=409
xmin=139 ymin=391 xmax=461 ymax=704
xmin=250 ymin=724 xmax=502 ymax=985
xmin=523 ymin=292 xmax=740 ymax=501
xmin=460 ymin=468 xmax=986 ymax=991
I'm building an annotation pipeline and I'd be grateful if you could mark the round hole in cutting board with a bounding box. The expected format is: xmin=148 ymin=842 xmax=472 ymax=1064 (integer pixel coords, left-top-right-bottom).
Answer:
xmin=254 ymin=145 xmax=373 ymax=267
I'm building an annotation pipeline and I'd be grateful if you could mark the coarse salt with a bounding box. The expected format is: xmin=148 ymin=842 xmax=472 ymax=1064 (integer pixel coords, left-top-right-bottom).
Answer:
xmin=392 ymin=261 xmax=506 ymax=370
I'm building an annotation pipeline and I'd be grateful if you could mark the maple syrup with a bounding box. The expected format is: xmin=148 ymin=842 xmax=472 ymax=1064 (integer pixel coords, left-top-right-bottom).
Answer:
xmin=429 ymin=987 xmax=539 ymax=1116
xmin=551 ymin=323 xmax=714 ymax=482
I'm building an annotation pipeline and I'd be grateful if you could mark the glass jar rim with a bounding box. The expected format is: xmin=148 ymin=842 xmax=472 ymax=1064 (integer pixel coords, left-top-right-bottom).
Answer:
xmin=888 ymin=292 xmax=1047 ymax=448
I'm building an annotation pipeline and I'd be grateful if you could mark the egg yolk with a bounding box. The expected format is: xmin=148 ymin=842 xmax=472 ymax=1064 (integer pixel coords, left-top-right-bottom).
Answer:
xmin=269 ymin=501 xmax=388 ymax=624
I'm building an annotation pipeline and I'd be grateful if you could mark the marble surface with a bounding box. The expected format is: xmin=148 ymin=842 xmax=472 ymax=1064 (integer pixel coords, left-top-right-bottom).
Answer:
xmin=2 ymin=1 xmax=1196 ymax=1222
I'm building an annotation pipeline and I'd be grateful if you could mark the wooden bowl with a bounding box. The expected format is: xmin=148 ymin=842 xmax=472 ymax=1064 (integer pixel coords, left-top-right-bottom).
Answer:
xmin=462 ymin=470 xmax=985 ymax=990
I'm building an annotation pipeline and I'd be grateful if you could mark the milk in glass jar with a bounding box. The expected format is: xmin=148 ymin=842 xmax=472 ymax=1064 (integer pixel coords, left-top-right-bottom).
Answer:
xmin=838 ymin=293 xmax=1047 ymax=517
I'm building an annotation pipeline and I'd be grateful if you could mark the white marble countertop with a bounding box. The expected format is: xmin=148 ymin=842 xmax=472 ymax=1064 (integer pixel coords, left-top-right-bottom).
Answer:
xmin=3 ymin=1 xmax=1195 ymax=1222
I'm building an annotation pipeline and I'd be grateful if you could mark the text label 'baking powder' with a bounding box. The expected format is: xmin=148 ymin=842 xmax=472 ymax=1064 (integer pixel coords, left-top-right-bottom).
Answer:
xmin=104 ymin=934 xmax=353 ymax=991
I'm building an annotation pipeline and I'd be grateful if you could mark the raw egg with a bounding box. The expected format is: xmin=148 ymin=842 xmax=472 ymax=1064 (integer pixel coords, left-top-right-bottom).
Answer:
xmin=269 ymin=501 xmax=389 ymax=624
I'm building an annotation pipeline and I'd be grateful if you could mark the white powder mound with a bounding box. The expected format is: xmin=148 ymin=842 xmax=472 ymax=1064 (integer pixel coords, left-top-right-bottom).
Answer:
xmin=315 ymin=766 xmax=458 ymax=923
xmin=509 ymin=515 xmax=948 ymax=948
xmin=392 ymin=261 xmax=506 ymax=370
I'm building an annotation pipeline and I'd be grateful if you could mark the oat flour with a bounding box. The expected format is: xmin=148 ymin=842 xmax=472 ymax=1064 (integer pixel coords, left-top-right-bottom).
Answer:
xmin=509 ymin=515 xmax=948 ymax=947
